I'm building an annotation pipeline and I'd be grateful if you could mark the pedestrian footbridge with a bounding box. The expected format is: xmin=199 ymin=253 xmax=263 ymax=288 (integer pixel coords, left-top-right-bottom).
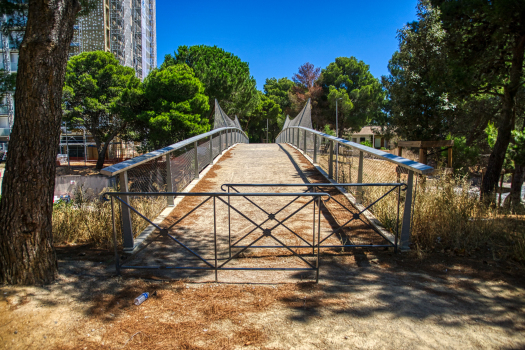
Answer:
xmin=101 ymin=100 xmax=433 ymax=282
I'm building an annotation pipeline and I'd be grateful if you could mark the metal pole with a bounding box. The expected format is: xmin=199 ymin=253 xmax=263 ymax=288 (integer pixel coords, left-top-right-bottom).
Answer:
xmin=111 ymin=197 xmax=120 ymax=275
xmin=357 ymin=151 xmax=364 ymax=204
xmin=194 ymin=141 xmax=199 ymax=179
xmin=214 ymin=196 xmax=218 ymax=282
xmin=336 ymin=99 xmax=338 ymax=139
xmin=228 ymin=187 xmax=231 ymax=258
xmin=83 ymin=128 xmax=87 ymax=166
xmin=65 ymin=121 xmax=70 ymax=169
xmin=328 ymin=140 xmax=334 ymax=179
xmin=166 ymin=153 xmax=174 ymax=206
xmin=209 ymin=135 xmax=213 ymax=165
xmin=313 ymin=133 xmax=318 ymax=163
xmin=303 ymin=129 xmax=307 ymax=152
xmin=316 ymin=197 xmax=321 ymax=283
xmin=119 ymin=171 xmax=134 ymax=252
xmin=401 ymin=170 xmax=414 ymax=250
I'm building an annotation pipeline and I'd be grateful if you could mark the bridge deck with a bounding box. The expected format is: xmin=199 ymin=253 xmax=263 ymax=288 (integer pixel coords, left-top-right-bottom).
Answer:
xmin=125 ymin=143 xmax=390 ymax=282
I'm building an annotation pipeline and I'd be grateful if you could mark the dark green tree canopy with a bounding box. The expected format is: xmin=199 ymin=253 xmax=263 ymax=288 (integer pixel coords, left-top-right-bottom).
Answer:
xmin=382 ymin=1 xmax=456 ymax=141
xmin=63 ymin=51 xmax=140 ymax=169
xmin=162 ymin=45 xmax=259 ymax=118
xmin=318 ymin=56 xmax=386 ymax=134
xmin=263 ymin=77 xmax=294 ymax=116
xmin=134 ymin=64 xmax=210 ymax=150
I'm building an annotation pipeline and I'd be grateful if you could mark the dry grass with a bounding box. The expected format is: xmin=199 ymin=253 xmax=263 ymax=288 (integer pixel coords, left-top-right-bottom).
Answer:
xmin=296 ymin=146 xmax=525 ymax=264
xmin=407 ymin=174 xmax=525 ymax=263
xmin=53 ymin=280 xmax=319 ymax=350
xmin=53 ymin=188 xmax=166 ymax=248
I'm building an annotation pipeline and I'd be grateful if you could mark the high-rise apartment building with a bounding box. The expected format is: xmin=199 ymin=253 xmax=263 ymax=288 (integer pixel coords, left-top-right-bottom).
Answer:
xmin=0 ymin=0 xmax=157 ymax=151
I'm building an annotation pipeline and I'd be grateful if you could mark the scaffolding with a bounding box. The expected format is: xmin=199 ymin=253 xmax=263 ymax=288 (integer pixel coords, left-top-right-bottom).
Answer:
xmin=131 ymin=0 xmax=142 ymax=78
xmin=110 ymin=0 xmax=125 ymax=65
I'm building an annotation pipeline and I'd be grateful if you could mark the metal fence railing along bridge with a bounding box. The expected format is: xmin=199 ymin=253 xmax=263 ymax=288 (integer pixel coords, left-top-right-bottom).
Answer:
xmin=275 ymin=99 xmax=434 ymax=250
xmin=101 ymin=100 xmax=249 ymax=253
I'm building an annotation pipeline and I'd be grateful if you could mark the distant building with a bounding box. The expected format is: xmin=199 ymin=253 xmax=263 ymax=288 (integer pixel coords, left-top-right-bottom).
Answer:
xmin=347 ymin=126 xmax=391 ymax=149
xmin=0 ymin=0 xmax=156 ymax=154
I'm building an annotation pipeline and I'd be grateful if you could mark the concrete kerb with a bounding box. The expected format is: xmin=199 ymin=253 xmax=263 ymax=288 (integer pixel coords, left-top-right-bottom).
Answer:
xmin=125 ymin=143 xmax=239 ymax=256
xmin=283 ymin=142 xmax=399 ymax=248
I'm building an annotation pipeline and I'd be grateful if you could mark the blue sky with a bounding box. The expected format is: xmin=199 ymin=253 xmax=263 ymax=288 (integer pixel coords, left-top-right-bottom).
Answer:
xmin=155 ymin=0 xmax=419 ymax=90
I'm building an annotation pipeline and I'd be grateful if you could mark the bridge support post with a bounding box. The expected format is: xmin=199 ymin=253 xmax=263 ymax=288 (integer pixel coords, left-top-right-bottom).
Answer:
xmin=328 ymin=140 xmax=334 ymax=179
xmin=303 ymin=129 xmax=307 ymax=152
xmin=313 ymin=134 xmax=318 ymax=163
xmin=400 ymin=170 xmax=414 ymax=250
xmin=219 ymin=131 xmax=223 ymax=153
xmin=209 ymin=135 xmax=213 ymax=165
xmin=194 ymin=141 xmax=199 ymax=179
xmin=119 ymin=171 xmax=134 ymax=252
xmin=166 ymin=154 xmax=174 ymax=206
xmin=356 ymin=151 xmax=364 ymax=204
xmin=296 ymin=128 xmax=300 ymax=148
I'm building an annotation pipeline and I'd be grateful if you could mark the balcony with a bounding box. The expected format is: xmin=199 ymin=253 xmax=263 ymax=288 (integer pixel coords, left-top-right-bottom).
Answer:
xmin=0 ymin=128 xmax=11 ymax=137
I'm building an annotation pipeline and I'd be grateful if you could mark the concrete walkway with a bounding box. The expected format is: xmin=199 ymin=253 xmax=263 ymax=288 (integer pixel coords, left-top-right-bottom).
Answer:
xmin=125 ymin=143 xmax=387 ymax=283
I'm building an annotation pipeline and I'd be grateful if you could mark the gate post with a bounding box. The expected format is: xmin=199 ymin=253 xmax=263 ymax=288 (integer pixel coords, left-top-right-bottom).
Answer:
xmin=166 ymin=153 xmax=174 ymax=206
xmin=194 ymin=141 xmax=199 ymax=179
xmin=119 ymin=171 xmax=134 ymax=252
xmin=313 ymin=134 xmax=318 ymax=163
xmin=328 ymin=140 xmax=334 ymax=179
xmin=400 ymin=170 xmax=414 ymax=250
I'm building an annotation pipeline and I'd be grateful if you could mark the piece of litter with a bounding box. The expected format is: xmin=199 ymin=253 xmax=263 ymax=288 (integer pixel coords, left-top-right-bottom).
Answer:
xmin=203 ymin=329 xmax=208 ymax=332
xmin=91 ymin=329 xmax=95 ymax=332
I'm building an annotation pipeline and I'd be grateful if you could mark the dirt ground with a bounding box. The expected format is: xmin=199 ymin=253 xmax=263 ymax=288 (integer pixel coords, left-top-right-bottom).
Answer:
xmin=1 ymin=144 xmax=525 ymax=349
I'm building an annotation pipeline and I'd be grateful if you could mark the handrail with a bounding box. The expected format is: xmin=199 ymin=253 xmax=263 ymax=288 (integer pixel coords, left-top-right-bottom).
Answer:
xmin=101 ymin=126 xmax=247 ymax=176
xmin=277 ymin=126 xmax=434 ymax=175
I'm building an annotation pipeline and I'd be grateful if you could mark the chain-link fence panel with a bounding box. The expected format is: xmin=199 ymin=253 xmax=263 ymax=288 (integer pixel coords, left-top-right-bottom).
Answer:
xmin=212 ymin=132 xmax=221 ymax=158
xmin=197 ymin=137 xmax=212 ymax=173
xmin=169 ymin=144 xmax=196 ymax=192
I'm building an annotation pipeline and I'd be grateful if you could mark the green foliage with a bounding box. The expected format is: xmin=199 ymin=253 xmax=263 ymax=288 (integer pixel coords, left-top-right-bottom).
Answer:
xmin=242 ymin=91 xmax=281 ymax=142
xmin=162 ymin=45 xmax=259 ymax=117
xmin=382 ymin=1 xmax=456 ymax=141
xmin=263 ymin=77 xmax=294 ymax=116
xmin=510 ymin=129 xmax=525 ymax=167
xmin=484 ymin=122 xmax=513 ymax=170
xmin=134 ymin=64 xmax=210 ymax=150
xmin=360 ymin=140 xmax=373 ymax=148
xmin=319 ymin=56 xmax=385 ymax=132
xmin=323 ymin=124 xmax=336 ymax=137
xmin=447 ymin=134 xmax=480 ymax=175
xmin=63 ymin=51 xmax=140 ymax=168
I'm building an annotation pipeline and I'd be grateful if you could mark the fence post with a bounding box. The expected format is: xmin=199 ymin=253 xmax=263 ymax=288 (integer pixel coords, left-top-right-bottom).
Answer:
xmin=166 ymin=153 xmax=174 ymax=206
xmin=303 ymin=129 xmax=307 ymax=152
xmin=194 ymin=141 xmax=199 ymax=179
xmin=328 ymin=140 xmax=334 ymax=179
xmin=209 ymin=134 xmax=214 ymax=165
xmin=401 ymin=170 xmax=414 ymax=250
xmin=357 ymin=151 xmax=364 ymax=204
xmin=219 ymin=131 xmax=223 ymax=153
xmin=296 ymin=128 xmax=300 ymax=148
xmin=119 ymin=171 xmax=134 ymax=252
xmin=313 ymin=133 xmax=318 ymax=163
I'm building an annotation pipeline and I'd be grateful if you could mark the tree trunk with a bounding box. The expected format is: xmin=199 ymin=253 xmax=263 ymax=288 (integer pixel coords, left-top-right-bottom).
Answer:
xmin=0 ymin=0 xmax=81 ymax=284
xmin=505 ymin=163 xmax=525 ymax=209
xmin=481 ymin=35 xmax=525 ymax=198
xmin=95 ymin=140 xmax=110 ymax=170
